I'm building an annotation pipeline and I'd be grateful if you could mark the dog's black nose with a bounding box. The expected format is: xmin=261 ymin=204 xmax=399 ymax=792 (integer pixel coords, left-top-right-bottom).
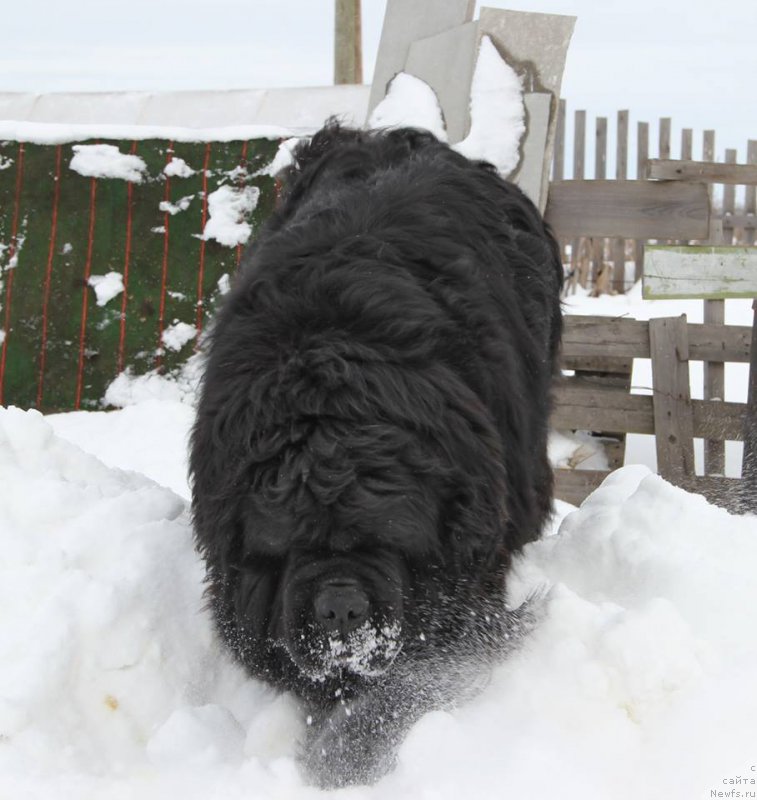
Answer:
xmin=314 ymin=580 xmax=370 ymax=635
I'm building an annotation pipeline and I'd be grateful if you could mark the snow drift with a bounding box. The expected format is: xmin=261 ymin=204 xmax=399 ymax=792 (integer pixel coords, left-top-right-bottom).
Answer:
xmin=1 ymin=406 xmax=756 ymax=799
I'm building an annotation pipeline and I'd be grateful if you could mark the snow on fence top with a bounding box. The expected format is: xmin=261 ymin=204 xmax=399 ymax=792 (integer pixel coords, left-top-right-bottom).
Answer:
xmin=0 ymin=86 xmax=369 ymax=135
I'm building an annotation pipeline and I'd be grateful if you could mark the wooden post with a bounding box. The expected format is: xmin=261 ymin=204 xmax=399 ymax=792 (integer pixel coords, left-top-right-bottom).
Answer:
xmin=570 ymin=110 xmax=586 ymax=289
xmin=703 ymin=130 xmax=717 ymax=239
xmin=723 ymin=148 xmax=738 ymax=243
xmin=592 ymin=116 xmax=607 ymax=287
xmin=745 ymin=140 xmax=757 ymax=246
xmin=659 ymin=117 xmax=672 ymax=160
xmin=703 ymin=144 xmax=732 ymax=475
xmin=612 ymin=110 xmax=629 ymax=293
xmin=649 ymin=315 xmax=696 ymax=483
xmin=553 ymin=98 xmax=566 ymax=181
xmin=334 ymin=0 xmax=363 ymax=85
xmin=553 ymin=99 xmax=568 ymax=272
xmin=635 ymin=120 xmax=649 ymax=282
xmin=681 ymin=128 xmax=693 ymax=160
xmin=742 ymin=299 xmax=757 ymax=505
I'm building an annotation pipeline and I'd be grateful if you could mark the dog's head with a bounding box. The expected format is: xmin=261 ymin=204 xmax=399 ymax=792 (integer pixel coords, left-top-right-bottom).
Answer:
xmin=192 ymin=339 xmax=511 ymax=685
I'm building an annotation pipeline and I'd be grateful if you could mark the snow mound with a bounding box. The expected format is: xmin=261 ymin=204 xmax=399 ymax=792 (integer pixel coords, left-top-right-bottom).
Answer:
xmin=3 ymin=405 xmax=757 ymax=799
xmin=70 ymin=143 xmax=147 ymax=183
xmin=103 ymin=352 xmax=204 ymax=408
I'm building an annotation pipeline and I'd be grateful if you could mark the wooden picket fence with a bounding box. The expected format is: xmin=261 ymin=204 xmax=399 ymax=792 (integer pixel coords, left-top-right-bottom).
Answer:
xmin=550 ymin=100 xmax=757 ymax=294
xmin=548 ymin=136 xmax=757 ymax=508
xmin=552 ymin=311 xmax=755 ymax=509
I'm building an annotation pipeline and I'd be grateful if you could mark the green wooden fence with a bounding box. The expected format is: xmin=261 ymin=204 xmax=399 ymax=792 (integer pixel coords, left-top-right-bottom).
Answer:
xmin=0 ymin=137 xmax=278 ymax=412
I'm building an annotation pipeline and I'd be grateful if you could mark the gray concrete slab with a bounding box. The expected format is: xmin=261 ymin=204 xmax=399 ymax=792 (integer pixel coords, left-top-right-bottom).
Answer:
xmin=405 ymin=22 xmax=479 ymax=144
xmin=367 ymin=0 xmax=475 ymax=119
xmin=512 ymin=92 xmax=552 ymax=209
xmin=478 ymin=8 xmax=576 ymax=210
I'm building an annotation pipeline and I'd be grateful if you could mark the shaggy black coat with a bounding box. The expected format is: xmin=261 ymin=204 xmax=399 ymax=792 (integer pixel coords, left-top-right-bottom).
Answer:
xmin=190 ymin=124 xmax=563 ymax=787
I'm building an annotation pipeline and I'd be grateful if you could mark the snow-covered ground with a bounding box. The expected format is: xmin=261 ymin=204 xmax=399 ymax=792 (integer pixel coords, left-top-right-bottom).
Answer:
xmin=1 ymin=286 xmax=755 ymax=799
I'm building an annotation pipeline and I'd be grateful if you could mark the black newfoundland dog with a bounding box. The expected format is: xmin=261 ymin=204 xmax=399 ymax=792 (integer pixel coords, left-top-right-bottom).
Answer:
xmin=190 ymin=124 xmax=562 ymax=787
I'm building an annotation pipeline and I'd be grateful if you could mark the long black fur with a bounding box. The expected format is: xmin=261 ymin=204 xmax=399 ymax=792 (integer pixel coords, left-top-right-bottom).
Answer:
xmin=190 ymin=124 xmax=563 ymax=787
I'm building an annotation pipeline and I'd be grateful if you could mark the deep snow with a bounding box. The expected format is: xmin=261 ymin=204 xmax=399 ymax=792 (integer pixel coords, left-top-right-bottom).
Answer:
xmin=1 ymin=287 xmax=756 ymax=799
xmin=3 ymin=406 xmax=757 ymax=800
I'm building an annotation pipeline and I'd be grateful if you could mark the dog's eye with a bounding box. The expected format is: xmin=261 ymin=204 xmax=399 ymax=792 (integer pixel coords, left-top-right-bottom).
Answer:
xmin=243 ymin=506 xmax=293 ymax=556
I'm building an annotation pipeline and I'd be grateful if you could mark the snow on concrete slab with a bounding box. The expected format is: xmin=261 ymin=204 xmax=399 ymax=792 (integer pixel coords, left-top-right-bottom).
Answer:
xmin=70 ymin=143 xmax=147 ymax=182
xmin=453 ymin=36 xmax=525 ymax=176
xmin=200 ymin=185 xmax=260 ymax=248
xmin=368 ymin=72 xmax=447 ymax=141
xmin=87 ymin=271 xmax=124 ymax=306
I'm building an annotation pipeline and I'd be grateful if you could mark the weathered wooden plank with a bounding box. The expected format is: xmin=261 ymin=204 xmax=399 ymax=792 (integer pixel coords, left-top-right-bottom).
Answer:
xmin=562 ymin=354 xmax=633 ymax=374
xmin=552 ymin=381 xmax=652 ymax=433
xmin=595 ymin=117 xmax=607 ymax=179
xmin=704 ymin=296 xmax=726 ymax=474
xmin=552 ymin=98 xmax=566 ymax=181
xmin=743 ymin=300 xmax=757 ymax=488
xmin=647 ymin=158 xmax=757 ymax=185
xmin=643 ymin=245 xmax=757 ymax=299
xmin=723 ymin=149 xmax=738 ymax=244
xmin=745 ymin=140 xmax=757 ymax=246
xmin=689 ymin=324 xmax=752 ymax=362
xmin=553 ymin=468 xmax=607 ymax=505
xmin=569 ymin=110 xmax=587 ymax=285
xmin=552 ymin=380 xmax=745 ymax=440
xmin=561 ymin=315 xmax=650 ymax=357
xmin=562 ymin=314 xmax=752 ymax=362
xmin=649 ymin=316 xmax=696 ymax=480
xmin=573 ymin=111 xmax=586 ymax=177
xmin=334 ymin=0 xmax=363 ymax=84
xmin=591 ymin=116 xmax=608 ymax=286
xmin=634 ymin=121 xmax=650 ymax=282
xmin=722 ymin=213 xmax=757 ymax=231
xmin=659 ymin=117 xmax=671 ymax=159
xmin=612 ymin=110 xmax=629 ymax=293
xmin=545 ymin=180 xmax=710 ymax=240
xmin=681 ymin=129 xmax=693 ymax=161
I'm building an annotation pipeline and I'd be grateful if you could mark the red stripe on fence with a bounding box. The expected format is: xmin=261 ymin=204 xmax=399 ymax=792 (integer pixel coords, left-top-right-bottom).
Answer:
xmin=74 ymin=175 xmax=98 ymax=409
xmin=156 ymin=142 xmax=174 ymax=369
xmin=236 ymin=139 xmax=250 ymax=269
xmin=195 ymin=142 xmax=212 ymax=336
xmin=117 ymin=141 xmax=138 ymax=375
xmin=0 ymin=142 xmax=26 ymax=407
xmin=36 ymin=145 xmax=64 ymax=409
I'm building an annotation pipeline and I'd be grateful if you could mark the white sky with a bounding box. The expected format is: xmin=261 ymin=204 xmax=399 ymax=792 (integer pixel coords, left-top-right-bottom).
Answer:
xmin=1 ymin=0 xmax=755 ymax=162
